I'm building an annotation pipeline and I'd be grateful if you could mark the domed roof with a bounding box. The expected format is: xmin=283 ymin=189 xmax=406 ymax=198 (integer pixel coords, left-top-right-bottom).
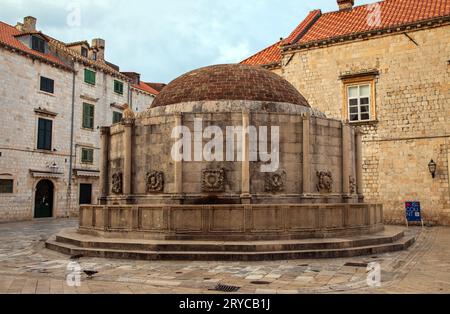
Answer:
xmin=152 ymin=64 xmax=310 ymax=108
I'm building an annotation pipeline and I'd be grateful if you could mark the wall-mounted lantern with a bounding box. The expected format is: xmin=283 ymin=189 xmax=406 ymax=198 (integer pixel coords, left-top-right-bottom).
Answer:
xmin=49 ymin=162 xmax=59 ymax=174
xmin=428 ymin=159 xmax=437 ymax=179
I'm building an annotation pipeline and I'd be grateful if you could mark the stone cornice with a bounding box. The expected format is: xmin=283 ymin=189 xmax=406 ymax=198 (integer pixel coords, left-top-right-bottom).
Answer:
xmin=339 ymin=70 xmax=380 ymax=80
xmin=80 ymin=94 xmax=100 ymax=103
xmin=34 ymin=108 xmax=58 ymax=117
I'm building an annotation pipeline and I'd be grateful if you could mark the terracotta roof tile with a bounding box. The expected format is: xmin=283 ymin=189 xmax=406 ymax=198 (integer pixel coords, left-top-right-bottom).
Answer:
xmin=299 ymin=0 xmax=450 ymax=44
xmin=0 ymin=21 xmax=70 ymax=70
xmin=242 ymin=0 xmax=450 ymax=66
xmin=240 ymin=40 xmax=283 ymax=66
xmin=132 ymin=82 xmax=160 ymax=95
xmin=240 ymin=9 xmax=322 ymax=66
xmin=283 ymin=10 xmax=323 ymax=45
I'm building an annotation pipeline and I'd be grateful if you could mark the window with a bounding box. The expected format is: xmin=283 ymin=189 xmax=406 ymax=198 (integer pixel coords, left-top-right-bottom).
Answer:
xmin=40 ymin=76 xmax=54 ymax=94
xmin=81 ymin=47 xmax=88 ymax=58
xmin=82 ymin=103 xmax=95 ymax=129
xmin=114 ymin=80 xmax=124 ymax=95
xmin=0 ymin=179 xmax=13 ymax=194
xmin=112 ymin=111 xmax=123 ymax=124
xmin=347 ymin=84 xmax=371 ymax=122
xmin=342 ymin=73 xmax=377 ymax=123
xmin=81 ymin=148 xmax=94 ymax=164
xmin=92 ymin=52 xmax=97 ymax=61
xmin=37 ymin=118 xmax=52 ymax=150
xmin=31 ymin=36 xmax=45 ymax=53
xmin=84 ymin=69 xmax=96 ymax=85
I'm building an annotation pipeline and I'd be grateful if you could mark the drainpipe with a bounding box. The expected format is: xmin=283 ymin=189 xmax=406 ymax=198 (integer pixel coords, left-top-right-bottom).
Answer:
xmin=67 ymin=62 xmax=76 ymax=217
xmin=128 ymin=84 xmax=133 ymax=108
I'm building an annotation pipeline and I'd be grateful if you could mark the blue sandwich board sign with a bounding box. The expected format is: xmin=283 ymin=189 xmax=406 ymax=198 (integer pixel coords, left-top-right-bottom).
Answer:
xmin=405 ymin=201 xmax=424 ymax=227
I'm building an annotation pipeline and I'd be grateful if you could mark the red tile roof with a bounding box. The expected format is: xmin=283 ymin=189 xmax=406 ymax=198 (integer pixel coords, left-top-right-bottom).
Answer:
xmin=299 ymin=0 xmax=450 ymax=44
xmin=241 ymin=40 xmax=283 ymax=66
xmin=0 ymin=21 xmax=70 ymax=70
xmin=132 ymin=81 xmax=160 ymax=95
xmin=242 ymin=0 xmax=450 ymax=66
xmin=283 ymin=10 xmax=322 ymax=45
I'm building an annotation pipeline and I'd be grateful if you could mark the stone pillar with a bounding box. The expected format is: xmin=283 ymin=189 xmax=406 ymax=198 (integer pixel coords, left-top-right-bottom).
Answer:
xmin=355 ymin=127 xmax=364 ymax=198
xmin=241 ymin=111 xmax=251 ymax=204
xmin=302 ymin=113 xmax=311 ymax=194
xmin=174 ymin=114 xmax=183 ymax=195
xmin=123 ymin=123 xmax=133 ymax=196
xmin=122 ymin=105 xmax=135 ymax=198
xmin=99 ymin=127 xmax=110 ymax=204
xmin=342 ymin=123 xmax=351 ymax=196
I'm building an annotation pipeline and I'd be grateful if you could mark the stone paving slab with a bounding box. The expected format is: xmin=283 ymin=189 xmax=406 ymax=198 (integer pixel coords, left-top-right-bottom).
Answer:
xmin=0 ymin=219 xmax=448 ymax=294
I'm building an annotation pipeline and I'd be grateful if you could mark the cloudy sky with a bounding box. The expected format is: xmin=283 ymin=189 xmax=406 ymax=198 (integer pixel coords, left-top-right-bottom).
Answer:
xmin=2 ymin=0 xmax=379 ymax=83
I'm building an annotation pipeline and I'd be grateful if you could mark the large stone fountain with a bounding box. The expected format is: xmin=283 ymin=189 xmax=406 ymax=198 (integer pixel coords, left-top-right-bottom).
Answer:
xmin=47 ymin=64 xmax=415 ymax=260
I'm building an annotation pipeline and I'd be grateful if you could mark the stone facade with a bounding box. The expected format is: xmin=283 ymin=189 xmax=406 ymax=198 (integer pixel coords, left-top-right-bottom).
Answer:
xmin=0 ymin=18 xmax=156 ymax=222
xmin=277 ymin=24 xmax=450 ymax=225
xmin=0 ymin=49 xmax=73 ymax=221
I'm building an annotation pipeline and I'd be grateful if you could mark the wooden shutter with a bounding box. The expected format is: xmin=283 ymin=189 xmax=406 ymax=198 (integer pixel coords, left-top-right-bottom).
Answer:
xmin=83 ymin=103 xmax=94 ymax=129
xmin=37 ymin=118 xmax=52 ymax=150
xmin=114 ymin=80 xmax=124 ymax=94
xmin=84 ymin=69 xmax=96 ymax=85
xmin=40 ymin=77 xmax=54 ymax=94
xmin=89 ymin=105 xmax=94 ymax=128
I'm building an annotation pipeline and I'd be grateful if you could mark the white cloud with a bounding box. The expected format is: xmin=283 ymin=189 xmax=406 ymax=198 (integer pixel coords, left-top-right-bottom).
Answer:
xmin=1 ymin=0 xmax=379 ymax=82
xmin=214 ymin=42 xmax=251 ymax=64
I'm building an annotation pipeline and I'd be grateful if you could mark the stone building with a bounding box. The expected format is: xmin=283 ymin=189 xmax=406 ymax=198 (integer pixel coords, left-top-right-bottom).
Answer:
xmin=242 ymin=0 xmax=450 ymax=225
xmin=0 ymin=16 xmax=159 ymax=222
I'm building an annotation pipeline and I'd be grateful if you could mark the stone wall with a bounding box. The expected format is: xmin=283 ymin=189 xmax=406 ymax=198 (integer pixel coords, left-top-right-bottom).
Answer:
xmin=0 ymin=49 xmax=73 ymax=221
xmin=130 ymin=88 xmax=155 ymax=113
xmin=279 ymin=24 xmax=450 ymax=224
xmin=104 ymin=101 xmax=359 ymax=205
xmin=79 ymin=203 xmax=384 ymax=240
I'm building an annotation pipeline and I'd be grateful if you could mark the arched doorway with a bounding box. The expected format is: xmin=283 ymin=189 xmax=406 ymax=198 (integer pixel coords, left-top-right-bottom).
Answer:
xmin=34 ymin=180 xmax=54 ymax=218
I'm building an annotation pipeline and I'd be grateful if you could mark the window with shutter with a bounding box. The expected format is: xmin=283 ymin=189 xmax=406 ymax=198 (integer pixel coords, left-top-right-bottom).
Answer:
xmin=37 ymin=118 xmax=52 ymax=150
xmin=82 ymin=103 xmax=95 ymax=129
xmin=31 ymin=36 xmax=45 ymax=53
xmin=40 ymin=76 xmax=54 ymax=94
xmin=81 ymin=148 xmax=94 ymax=163
xmin=84 ymin=69 xmax=96 ymax=85
xmin=114 ymin=80 xmax=124 ymax=95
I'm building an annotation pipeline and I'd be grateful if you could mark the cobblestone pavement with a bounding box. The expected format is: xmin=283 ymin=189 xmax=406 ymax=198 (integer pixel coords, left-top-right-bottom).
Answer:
xmin=0 ymin=219 xmax=448 ymax=294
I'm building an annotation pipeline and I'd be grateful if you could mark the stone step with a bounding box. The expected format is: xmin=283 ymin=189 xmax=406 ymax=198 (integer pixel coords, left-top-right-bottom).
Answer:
xmin=53 ymin=227 xmax=406 ymax=253
xmin=45 ymin=233 xmax=416 ymax=261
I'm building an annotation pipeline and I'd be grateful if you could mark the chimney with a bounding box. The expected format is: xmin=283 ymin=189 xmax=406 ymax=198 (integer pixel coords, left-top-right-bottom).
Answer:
xmin=91 ymin=38 xmax=105 ymax=60
xmin=22 ymin=16 xmax=37 ymax=32
xmin=337 ymin=0 xmax=354 ymax=11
